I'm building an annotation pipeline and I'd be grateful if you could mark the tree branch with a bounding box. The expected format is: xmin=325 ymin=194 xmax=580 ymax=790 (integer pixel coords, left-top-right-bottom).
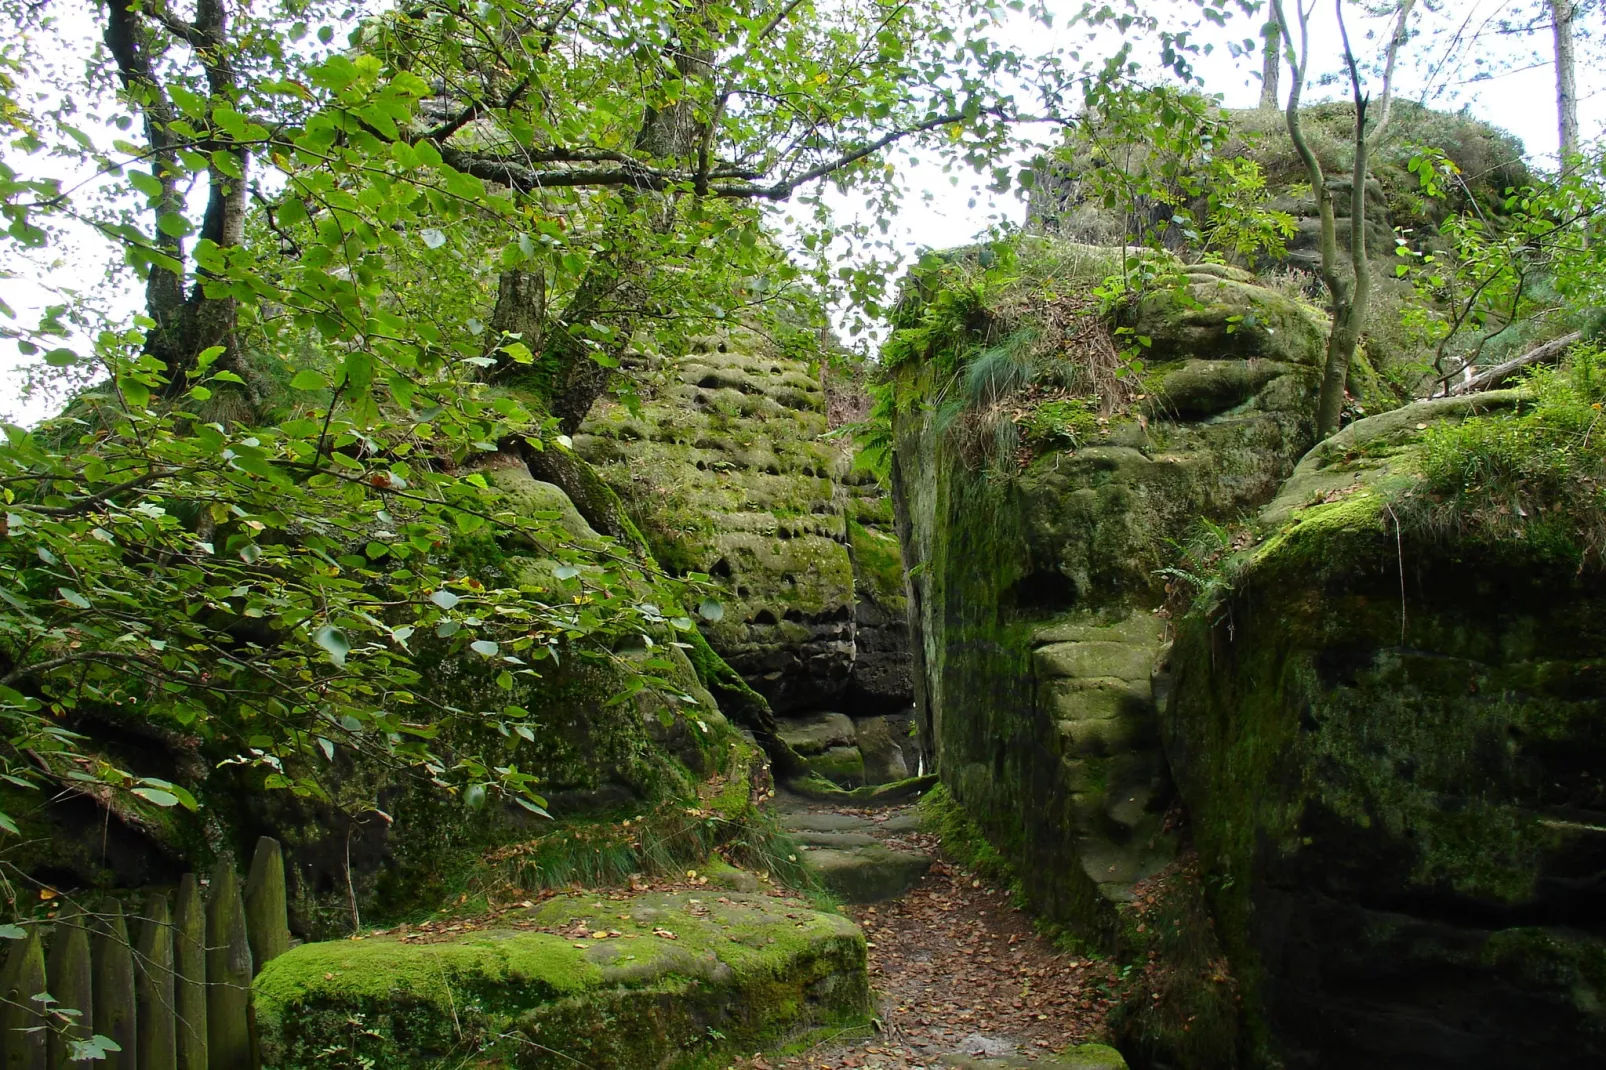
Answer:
xmin=1447 ymin=331 xmax=1583 ymax=394
xmin=1367 ymin=0 xmax=1418 ymax=149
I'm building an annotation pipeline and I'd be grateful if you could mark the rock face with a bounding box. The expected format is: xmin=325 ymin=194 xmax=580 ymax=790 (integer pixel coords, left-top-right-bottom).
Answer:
xmin=255 ymin=890 xmax=871 ymax=1068
xmin=574 ymin=328 xmax=916 ymax=766
xmin=775 ymin=709 xmax=918 ymax=787
xmin=893 ymin=237 xmax=1606 ymax=1068
xmin=575 ymin=334 xmax=854 ymax=712
xmin=1164 ymin=394 xmax=1606 ymax=1069
xmin=889 ymin=242 xmax=1323 ymax=938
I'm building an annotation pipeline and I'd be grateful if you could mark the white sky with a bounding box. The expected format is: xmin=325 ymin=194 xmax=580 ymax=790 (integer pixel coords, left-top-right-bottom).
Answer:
xmin=3 ymin=0 xmax=1602 ymax=422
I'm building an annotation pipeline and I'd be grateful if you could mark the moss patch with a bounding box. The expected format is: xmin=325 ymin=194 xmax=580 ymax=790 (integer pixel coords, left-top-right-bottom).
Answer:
xmin=256 ymin=890 xmax=871 ymax=1069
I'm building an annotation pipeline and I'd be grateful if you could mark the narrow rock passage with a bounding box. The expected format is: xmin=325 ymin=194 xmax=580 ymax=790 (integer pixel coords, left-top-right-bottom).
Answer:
xmin=733 ymin=795 xmax=1119 ymax=1070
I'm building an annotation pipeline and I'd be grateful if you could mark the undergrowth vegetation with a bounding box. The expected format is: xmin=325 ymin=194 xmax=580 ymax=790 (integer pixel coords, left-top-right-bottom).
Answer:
xmin=858 ymin=235 xmax=1170 ymax=480
xmin=1413 ymin=345 xmax=1606 ymax=563
xmin=478 ymin=768 xmax=816 ymax=898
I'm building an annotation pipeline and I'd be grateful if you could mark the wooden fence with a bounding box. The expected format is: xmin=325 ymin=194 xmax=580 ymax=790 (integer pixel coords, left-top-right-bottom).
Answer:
xmin=0 ymin=836 xmax=290 ymax=1069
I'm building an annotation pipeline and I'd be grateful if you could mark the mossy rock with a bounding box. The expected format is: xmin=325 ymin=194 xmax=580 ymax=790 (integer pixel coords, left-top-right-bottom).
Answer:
xmin=1164 ymin=394 xmax=1606 ymax=1067
xmin=940 ymin=1044 xmax=1128 ymax=1069
xmin=887 ymin=236 xmax=1321 ymax=963
xmin=575 ymin=330 xmax=880 ymax=713
xmin=255 ymin=890 xmax=871 ymax=1069
xmin=775 ymin=712 xmax=857 ymax=757
xmin=802 ymin=845 xmax=932 ymax=903
xmin=805 ymin=745 xmax=867 ymax=787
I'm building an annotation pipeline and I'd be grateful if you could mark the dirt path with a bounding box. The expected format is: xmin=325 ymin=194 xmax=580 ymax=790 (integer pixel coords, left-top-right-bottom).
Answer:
xmin=732 ymin=799 xmax=1118 ymax=1070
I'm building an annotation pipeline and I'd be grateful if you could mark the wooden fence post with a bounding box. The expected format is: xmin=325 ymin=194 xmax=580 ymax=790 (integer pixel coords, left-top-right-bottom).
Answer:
xmin=1 ymin=926 xmax=47 ymax=1070
xmin=204 ymin=863 xmax=253 ymax=1070
xmin=243 ymin=838 xmax=289 ymax=974
xmin=173 ymin=875 xmax=207 ymax=1070
xmin=136 ymin=893 xmax=177 ymax=1070
xmin=45 ymin=905 xmax=91 ymax=1070
xmin=91 ymin=898 xmax=136 ymax=1070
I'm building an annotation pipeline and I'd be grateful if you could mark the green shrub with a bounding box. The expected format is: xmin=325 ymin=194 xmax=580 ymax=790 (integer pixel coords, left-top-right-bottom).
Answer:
xmin=1414 ymin=344 xmax=1606 ymax=562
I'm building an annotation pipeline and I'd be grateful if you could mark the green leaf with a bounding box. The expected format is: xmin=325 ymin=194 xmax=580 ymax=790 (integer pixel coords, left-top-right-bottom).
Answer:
xmin=157 ymin=212 xmax=193 ymax=238
xmin=697 ymin=598 xmax=725 ymax=623
xmin=470 ymin=639 xmax=499 ymax=657
xmin=514 ymin=797 xmax=551 ymax=819
xmin=0 ymin=924 xmax=26 ymax=940
xmin=59 ymin=587 xmax=91 ymax=609
xmin=430 ymin=590 xmax=460 ymax=610
xmin=132 ymin=787 xmax=180 ymax=807
xmin=289 ymin=369 xmax=328 ymax=391
xmin=314 ymin=625 xmax=350 ymax=666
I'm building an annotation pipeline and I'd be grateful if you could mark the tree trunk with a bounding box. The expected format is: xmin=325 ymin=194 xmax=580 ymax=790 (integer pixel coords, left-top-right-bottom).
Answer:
xmin=103 ymin=0 xmax=261 ymax=411
xmin=1277 ymin=0 xmax=1412 ymax=439
xmin=495 ymin=31 xmax=714 ymax=432
xmin=1551 ymin=0 xmax=1581 ymax=167
xmin=1317 ymin=99 xmax=1375 ymax=439
xmin=102 ymin=0 xmax=187 ymax=374
xmin=1259 ymin=18 xmax=1282 ymax=110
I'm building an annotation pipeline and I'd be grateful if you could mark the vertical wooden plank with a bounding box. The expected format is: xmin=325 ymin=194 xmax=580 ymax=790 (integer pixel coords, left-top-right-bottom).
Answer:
xmin=45 ymin=906 xmax=91 ymax=1070
xmin=90 ymin=898 xmax=136 ymax=1070
xmin=204 ymin=864 xmax=253 ymax=1070
xmin=1 ymin=925 xmax=48 ymax=1070
xmin=242 ymin=839 xmax=289 ymax=974
xmin=172 ymin=876 xmax=207 ymax=1070
xmin=136 ymin=893 xmax=177 ymax=1070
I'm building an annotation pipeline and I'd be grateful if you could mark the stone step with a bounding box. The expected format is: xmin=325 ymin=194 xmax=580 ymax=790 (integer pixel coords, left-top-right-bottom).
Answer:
xmin=780 ymin=811 xmax=877 ymax=833
xmin=793 ymin=830 xmax=881 ymax=849
xmin=802 ymin=844 xmax=933 ymax=903
xmin=940 ymin=1043 xmax=1128 ymax=1069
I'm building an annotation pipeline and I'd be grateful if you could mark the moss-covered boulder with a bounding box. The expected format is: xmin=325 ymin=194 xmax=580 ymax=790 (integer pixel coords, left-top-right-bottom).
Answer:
xmin=889 ymin=240 xmax=1322 ymax=942
xmin=1027 ymin=102 xmax=1528 ymax=273
xmin=255 ymin=890 xmax=871 ymax=1069
xmin=1164 ymin=392 xmax=1606 ymax=1068
xmin=574 ymin=329 xmax=910 ymax=714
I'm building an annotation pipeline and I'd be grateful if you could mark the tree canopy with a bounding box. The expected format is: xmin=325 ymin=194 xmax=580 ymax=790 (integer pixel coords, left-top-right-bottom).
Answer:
xmin=0 ymin=0 xmax=1243 ymax=831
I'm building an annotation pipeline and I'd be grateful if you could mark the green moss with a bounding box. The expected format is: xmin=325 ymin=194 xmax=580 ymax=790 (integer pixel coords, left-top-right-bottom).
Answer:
xmin=255 ymin=890 xmax=871 ymax=1069
xmin=805 ymin=746 xmax=866 ymax=787
xmin=846 ymin=518 xmax=907 ymax=612
xmin=1020 ymin=397 xmax=1103 ymax=450
xmin=917 ymin=783 xmax=1016 ymax=889
xmin=1411 ymin=346 xmax=1606 ymax=563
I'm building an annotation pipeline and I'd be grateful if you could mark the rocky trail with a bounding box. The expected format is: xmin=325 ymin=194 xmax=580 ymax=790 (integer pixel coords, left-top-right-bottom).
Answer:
xmin=727 ymin=793 xmax=1123 ymax=1070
